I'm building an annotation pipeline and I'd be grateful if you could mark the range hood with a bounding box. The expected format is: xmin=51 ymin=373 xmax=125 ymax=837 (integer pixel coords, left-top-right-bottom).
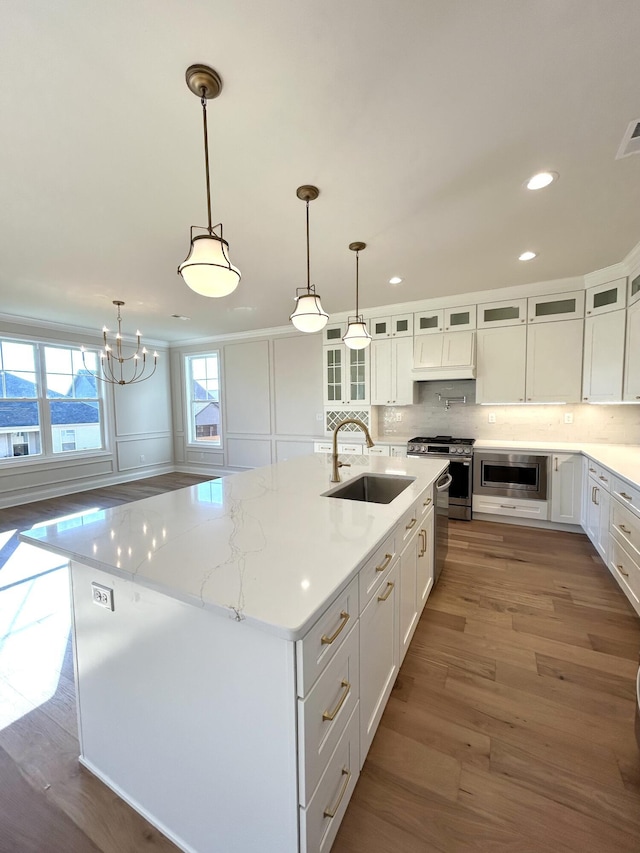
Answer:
xmin=411 ymin=365 xmax=476 ymax=381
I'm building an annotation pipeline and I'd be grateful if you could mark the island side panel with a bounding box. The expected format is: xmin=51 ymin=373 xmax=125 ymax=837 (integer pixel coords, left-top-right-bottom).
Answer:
xmin=70 ymin=561 xmax=299 ymax=853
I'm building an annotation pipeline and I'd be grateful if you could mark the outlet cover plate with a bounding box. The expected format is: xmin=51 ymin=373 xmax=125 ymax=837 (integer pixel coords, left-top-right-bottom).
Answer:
xmin=91 ymin=582 xmax=114 ymax=611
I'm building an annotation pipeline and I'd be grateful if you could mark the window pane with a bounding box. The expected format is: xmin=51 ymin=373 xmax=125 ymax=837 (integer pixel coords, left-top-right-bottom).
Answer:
xmin=2 ymin=342 xmax=36 ymax=372
xmin=45 ymin=345 xmax=98 ymax=399
xmin=187 ymin=353 xmax=222 ymax=445
xmin=1 ymin=371 xmax=38 ymax=398
xmin=192 ymin=401 xmax=221 ymax=446
xmin=50 ymin=400 xmax=102 ymax=452
xmin=0 ymin=402 xmax=41 ymax=458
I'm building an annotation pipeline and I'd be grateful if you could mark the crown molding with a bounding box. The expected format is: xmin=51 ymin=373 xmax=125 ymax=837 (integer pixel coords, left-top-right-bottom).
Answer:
xmin=170 ymin=323 xmax=299 ymax=349
xmin=0 ymin=311 xmax=169 ymax=349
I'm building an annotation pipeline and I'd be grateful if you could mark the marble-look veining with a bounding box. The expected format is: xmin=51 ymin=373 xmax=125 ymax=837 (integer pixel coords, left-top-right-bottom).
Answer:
xmin=19 ymin=455 xmax=446 ymax=640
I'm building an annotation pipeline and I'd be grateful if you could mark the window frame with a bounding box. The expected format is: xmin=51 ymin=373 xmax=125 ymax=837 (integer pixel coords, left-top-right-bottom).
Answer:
xmin=185 ymin=351 xmax=223 ymax=450
xmin=0 ymin=335 xmax=108 ymax=465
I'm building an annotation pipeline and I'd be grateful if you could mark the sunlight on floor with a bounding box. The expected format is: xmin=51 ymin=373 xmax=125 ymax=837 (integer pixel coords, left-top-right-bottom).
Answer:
xmin=0 ymin=514 xmax=97 ymax=730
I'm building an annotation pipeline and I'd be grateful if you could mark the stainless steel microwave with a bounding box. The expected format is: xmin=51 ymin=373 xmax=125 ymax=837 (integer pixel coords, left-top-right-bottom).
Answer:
xmin=473 ymin=452 xmax=548 ymax=501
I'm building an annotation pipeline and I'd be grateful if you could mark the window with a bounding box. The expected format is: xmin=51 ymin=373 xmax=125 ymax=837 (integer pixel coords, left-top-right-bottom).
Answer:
xmin=0 ymin=337 xmax=105 ymax=461
xmin=186 ymin=353 xmax=222 ymax=447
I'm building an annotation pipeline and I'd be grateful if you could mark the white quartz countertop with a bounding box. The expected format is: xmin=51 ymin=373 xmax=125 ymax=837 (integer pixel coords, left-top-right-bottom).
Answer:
xmin=19 ymin=454 xmax=447 ymax=641
xmin=474 ymin=440 xmax=640 ymax=489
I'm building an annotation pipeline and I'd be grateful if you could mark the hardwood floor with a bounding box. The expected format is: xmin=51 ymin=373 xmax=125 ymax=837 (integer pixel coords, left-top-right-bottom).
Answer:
xmin=1 ymin=483 xmax=639 ymax=852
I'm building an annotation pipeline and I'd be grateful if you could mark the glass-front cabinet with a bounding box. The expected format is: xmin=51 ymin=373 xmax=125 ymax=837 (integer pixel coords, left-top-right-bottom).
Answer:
xmin=323 ymin=344 xmax=370 ymax=406
xmin=444 ymin=305 xmax=476 ymax=331
xmin=585 ymin=279 xmax=627 ymax=316
xmin=414 ymin=309 xmax=443 ymax=335
xmin=370 ymin=313 xmax=413 ymax=339
xmin=527 ymin=290 xmax=585 ymax=323
xmin=628 ymin=272 xmax=640 ymax=307
xmin=477 ymin=298 xmax=527 ymax=328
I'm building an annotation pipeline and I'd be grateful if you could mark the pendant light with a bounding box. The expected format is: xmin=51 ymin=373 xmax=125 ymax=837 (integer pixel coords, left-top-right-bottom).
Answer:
xmin=178 ymin=64 xmax=240 ymax=298
xmin=81 ymin=301 xmax=158 ymax=386
xmin=343 ymin=242 xmax=372 ymax=350
xmin=289 ymin=185 xmax=328 ymax=333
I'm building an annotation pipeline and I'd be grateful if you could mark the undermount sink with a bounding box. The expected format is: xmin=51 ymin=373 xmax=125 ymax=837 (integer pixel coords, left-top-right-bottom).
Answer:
xmin=323 ymin=474 xmax=415 ymax=504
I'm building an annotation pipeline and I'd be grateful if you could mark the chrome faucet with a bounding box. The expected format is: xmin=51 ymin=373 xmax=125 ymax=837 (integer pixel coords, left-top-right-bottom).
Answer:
xmin=331 ymin=419 xmax=375 ymax=482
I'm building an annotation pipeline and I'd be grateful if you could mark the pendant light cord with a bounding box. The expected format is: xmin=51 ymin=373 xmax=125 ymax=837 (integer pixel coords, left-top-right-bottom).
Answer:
xmin=355 ymin=250 xmax=360 ymax=315
xmin=201 ymin=91 xmax=212 ymax=233
xmin=306 ymin=199 xmax=311 ymax=292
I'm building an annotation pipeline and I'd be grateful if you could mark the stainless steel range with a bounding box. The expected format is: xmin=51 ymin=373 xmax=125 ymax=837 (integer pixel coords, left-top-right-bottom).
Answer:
xmin=407 ymin=435 xmax=475 ymax=521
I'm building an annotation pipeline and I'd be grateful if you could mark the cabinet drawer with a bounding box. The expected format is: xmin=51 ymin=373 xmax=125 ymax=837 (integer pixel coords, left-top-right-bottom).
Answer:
xmin=472 ymin=494 xmax=549 ymax=520
xmin=612 ymin=477 xmax=640 ymax=517
xmin=366 ymin=445 xmax=390 ymax=456
xmin=399 ymin=500 xmax=420 ymax=544
xmin=609 ymin=535 xmax=640 ymax=612
xmin=359 ymin=530 xmax=397 ymax=610
xmin=584 ymin=460 xmax=612 ymax=491
xmin=300 ymin=703 xmax=360 ymax=853
xmin=314 ymin=441 xmax=333 ymax=453
xmin=611 ymin=498 xmax=640 ymax=562
xmin=419 ymin=486 xmax=434 ymax=520
xmin=298 ymin=623 xmax=359 ymax=806
xmin=297 ymin=577 xmax=359 ymax=697
xmin=337 ymin=442 xmax=363 ymax=455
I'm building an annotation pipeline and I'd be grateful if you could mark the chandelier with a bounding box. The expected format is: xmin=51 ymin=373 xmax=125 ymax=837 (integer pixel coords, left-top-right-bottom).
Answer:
xmin=81 ymin=301 xmax=158 ymax=386
xmin=178 ymin=64 xmax=241 ymax=298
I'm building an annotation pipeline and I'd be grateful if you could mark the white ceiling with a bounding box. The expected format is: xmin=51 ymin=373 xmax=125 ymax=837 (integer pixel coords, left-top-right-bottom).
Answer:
xmin=2 ymin=0 xmax=640 ymax=343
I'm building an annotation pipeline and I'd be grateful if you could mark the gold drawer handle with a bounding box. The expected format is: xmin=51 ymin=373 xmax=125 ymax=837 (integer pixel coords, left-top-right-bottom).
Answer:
xmin=589 ymin=467 xmax=596 ymax=473
xmin=616 ymin=564 xmax=630 ymax=578
xmin=423 ymin=497 xmax=432 ymax=507
xmin=376 ymin=553 xmax=393 ymax=573
xmin=619 ymin=524 xmax=632 ymax=536
xmin=322 ymin=679 xmax=351 ymax=722
xmin=620 ymin=492 xmax=633 ymax=502
xmin=321 ymin=611 xmax=350 ymax=645
xmin=377 ymin=581 xmax=395 ymax=602
xmin=323 ymin=767 xmax=352 ymax=819
xmin=419 ymin=529 xmax=426 ymax=557
xmin=599 ymin=475 xmax=608 ymax=482
xmin=500 ymin=504 xmax=517 ymax=509
xmin=405 ymin=517 xmax=417 ymax=531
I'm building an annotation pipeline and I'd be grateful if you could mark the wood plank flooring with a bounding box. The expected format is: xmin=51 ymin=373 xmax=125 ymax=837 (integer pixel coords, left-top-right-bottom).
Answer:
xmin=1 ymin=481 xmax=639 ymax=852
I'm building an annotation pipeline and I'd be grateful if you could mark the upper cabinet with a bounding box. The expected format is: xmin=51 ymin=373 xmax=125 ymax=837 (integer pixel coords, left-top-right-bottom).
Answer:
xmin=370 ymin=337 xmax=415 ymax=406
xmin=583 ymin=310 xmax=626 ymax=403
xmin=527 ymin=290 xmax=585 ymax=323
xmin=370 ymin=313 xmax=413 ymax=339
xmin=623 ymin=298 xmax=640 ymax=402
xmin=476 ymin=325 xmax=526 ymax=404
xmin=323 ymin=343 xmax=370 ymax=406
xmin=629 ymin=272 xmax=640 ymax=307
xmin=526 ymin=319 xmax=583 ymax=403
xmin=477 ymin=298 xmax=527 ymax=329
xmin=323 ymin=322 xmax=346 ymax=345
xmin=414 ymin=309 xmax=443 ymax=335
xmin=585 ymin=278 xmax=626 ymax=317
xmin=413 ymin=331 xmax=475 ymax=375
xmin=443 ymin=305 xmax=476 ymax=332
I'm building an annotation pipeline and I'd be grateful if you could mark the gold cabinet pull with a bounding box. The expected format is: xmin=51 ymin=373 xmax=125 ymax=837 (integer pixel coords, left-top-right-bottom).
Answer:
xmin=500 ymin=504 xmax=517 ymax=509
xmin=620 ymin=492 xmax=633 ymax=502
xmin=593 ymin=487 xmax=599 ymax=506
xmin=321 ymin=611 xmax=350 ymax=645
xmin=419 ymin=529 xmax=426 ymax=557
xmin=423 ymin=497 xmax=432 ymax=507
xmin=554 ymin=457 xmax=559 ymax=472
xmin=405 ymin=517 xmax=417 ymax=531
xmin=375 ymin=553 xmax=393 ymax=573
xmin=377 ymin=581 xmax=395 ymax=602
xmin=616 ymin=564 xmax=630 ymax=578
xmin=599 ymin=475 xmax=608 ymax=482
xmin=589 ymin=467 xmax=596 ymax=473
xmin=323 ymin=767 xmax=351 ymax=818
xmin=322 ymin=679 xmax=351 ymax=722
xmin=619 ymin=524 xmax=632 ymax=536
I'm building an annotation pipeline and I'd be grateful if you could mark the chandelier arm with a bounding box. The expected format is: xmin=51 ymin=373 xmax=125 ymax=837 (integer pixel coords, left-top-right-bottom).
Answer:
xmin=201 ymin=92 xmax=213 ymax=234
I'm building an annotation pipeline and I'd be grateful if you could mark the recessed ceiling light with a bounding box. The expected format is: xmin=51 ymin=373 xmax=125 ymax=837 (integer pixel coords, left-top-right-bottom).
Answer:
xmin=525 ymin=171 xmax=558 ymax=190
xmin=389 ymin=276 xmax=403 ymax=285
xmin=519 ymin=251 xmax=537 ymax=261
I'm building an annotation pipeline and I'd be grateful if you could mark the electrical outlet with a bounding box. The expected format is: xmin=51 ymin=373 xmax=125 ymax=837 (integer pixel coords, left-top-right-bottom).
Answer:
xmin=488 ymin=412 xmax=496 ymax=424
xmin=140 ymin=454 xmax=145 ymax=463
xmin=564 ymin=412 xmax=574 ymax=424
xmin=316 ymin=412 xmax=323 ymax=421
xmin=91 ymin=582 xmax=114 ymax=611
xmin=395 ymin=412 xmax=402 ymax=422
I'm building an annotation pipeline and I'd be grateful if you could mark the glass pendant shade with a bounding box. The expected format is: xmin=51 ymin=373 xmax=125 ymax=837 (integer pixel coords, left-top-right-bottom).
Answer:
xmin=178 ymin=234 xmax=241 ymax=297
xmin=343 ymin=318 xmax=372 ymax=350
xmin=290 ymin=292 xmax=329 ymax=333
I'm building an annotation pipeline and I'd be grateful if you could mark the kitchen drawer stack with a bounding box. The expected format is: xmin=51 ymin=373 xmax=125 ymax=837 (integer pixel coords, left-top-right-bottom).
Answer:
xmin=609 ymin=477 xmax=640 ymax=614
xmin=294 ymin=484 xmax=435 ymax=852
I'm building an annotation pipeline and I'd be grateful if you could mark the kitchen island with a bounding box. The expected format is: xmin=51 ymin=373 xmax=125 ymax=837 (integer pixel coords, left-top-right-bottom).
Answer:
xmin=20 ymin=452 xmax=447 ymax=853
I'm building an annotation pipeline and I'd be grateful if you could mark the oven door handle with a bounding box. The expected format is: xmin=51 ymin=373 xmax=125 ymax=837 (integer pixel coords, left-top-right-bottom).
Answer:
xmin=436 ymin=472 xmax=453 ymax=491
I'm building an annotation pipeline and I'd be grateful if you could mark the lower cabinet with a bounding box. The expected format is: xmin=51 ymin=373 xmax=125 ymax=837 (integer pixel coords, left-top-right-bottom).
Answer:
xmin=550 ymin=453 xmax=583 ymax=524
xmin=583 ymin=462 xmax=612 ymax=564
xmin=398 ymin=507 xmax=435 ymax=663
xmin=472 ymin=494 xmax=549 ymax=521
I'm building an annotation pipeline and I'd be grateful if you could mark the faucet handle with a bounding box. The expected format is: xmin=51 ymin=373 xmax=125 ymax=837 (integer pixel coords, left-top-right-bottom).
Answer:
xmin=338 ymin=461 xmax=351 ymax=469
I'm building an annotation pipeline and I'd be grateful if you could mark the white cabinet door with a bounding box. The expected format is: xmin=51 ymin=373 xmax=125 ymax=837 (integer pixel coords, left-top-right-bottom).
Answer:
xmin=370 ymin=339 xmax=393 ymax=405
xmin=527 ymin=291 xmax=585 ymax=324
xmin=550 ymin=453 xmax=583 ymax=524
xmin=442 ymin=331 xmax=475 ymax=367
xmin=370 ymin=314 xmax=413 ymax=339
xmin=598 ymin=487 xmax=611 ymax=565
xmin=417 ymin=509 xmax=434 ymax=610
xmin=525 ymin=319 xmax=583 ymax=403
xmin=477 ymin=298 xmax=527 ymax=328
xmin=629 ymin=272 xmax=640 ymax=307
xmin=359 ymin=563 xmax=399 ymax=762
xmin=324 ymin=345 xmax=370 ymax=406
xmin=392 ymin=337 xmax=415 ymax=405
xmin=398 ymin=528 xmax=420 ymax=664
xmin=582 ymin=311 xmax=625 ymax=402
xmin=414 ymin=309 xmax=444 ymax=335
xmin=585 ymin=474 xmax=601 ymax=546
xmin=444 ymin=305 xmax=476 ymax=331
xmin=413 ymin=334 xmax=443 ymax=368
xmin=476 ymin=325 xmax=526 ymax=403
xmin=623 ymin=299 xmax=640 ymax=401
xmin=586 ymin=279 xmax=627 ymax=317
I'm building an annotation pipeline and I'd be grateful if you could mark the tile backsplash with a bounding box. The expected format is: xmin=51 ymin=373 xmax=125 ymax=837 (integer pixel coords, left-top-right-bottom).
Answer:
xmin=378 ymin=380 xmax=640 ymax=444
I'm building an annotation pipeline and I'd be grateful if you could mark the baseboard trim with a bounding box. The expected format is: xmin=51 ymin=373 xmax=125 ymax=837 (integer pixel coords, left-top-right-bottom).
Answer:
xmin=471 ymin=512 xmax=584 ymax=534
